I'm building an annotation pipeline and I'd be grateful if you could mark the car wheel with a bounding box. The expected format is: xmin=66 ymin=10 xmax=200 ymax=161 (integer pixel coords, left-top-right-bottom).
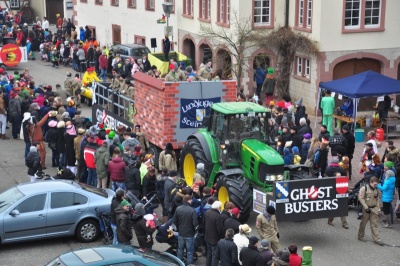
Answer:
xmin=75 ymin=219 xmax=100 ymax=243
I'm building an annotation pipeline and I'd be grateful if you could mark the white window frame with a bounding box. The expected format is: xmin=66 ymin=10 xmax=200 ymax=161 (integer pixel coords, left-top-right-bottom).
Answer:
xmin=226 ymin=0 xmax=230 ymax=23
xmin=219 ymin=0 xmax=224 ymax=23
xmin=149 ymin=0 xmax=155 ymax=9
xmin=306 ymin=0 xmax=312 ymax=28
xmin=254 ymin=0 xmax=272 ymax=26
xmin=344 ymin=0 xmax=361 ymax=29
xmin=10 ymin=0 xmax=20 ymax=8
xmin=208 ymin=0 xmax=211 ymax=19
xmin=344 ymin=0 xmax=382 ymax=29
xmin=129 ymin=0 xmax=136 ymax=7
xmin=201 ymin=0 xmax=206 ymax=18
xmin=297 ymin=57 xmax=302 ymax=76
xmin=295 ymin=56 xmax=310 ymax=79
xmin=298 ymin=0 xmax=304 ymax=25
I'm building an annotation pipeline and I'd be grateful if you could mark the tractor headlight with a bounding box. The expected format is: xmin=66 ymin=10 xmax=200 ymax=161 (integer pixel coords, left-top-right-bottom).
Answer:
xmin=263 ymin=113 xmax=267 ymax=117
xmin=220 ymin=144 xmax=226 ymax=149
xmin=223 ymin=150 xmax=227 ymax=154
xmin=225 ymin=140 xmax=230 ymax=145
xmin=265 ymin=175 xmax=271 ymax=181
xmin=277 ymin=175 xmax=284 ymax=181
xmin=270 ymin=175 xmax=276 ymax=181
xmin=258 ymin=113 xmax=262 ymax=117
xmin=236 ymin=114 xmax=239 ymax=118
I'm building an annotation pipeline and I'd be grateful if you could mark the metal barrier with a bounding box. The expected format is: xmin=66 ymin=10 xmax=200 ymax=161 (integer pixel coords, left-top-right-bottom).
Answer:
xmin=94 ymin=82 xmax=135 ymax=123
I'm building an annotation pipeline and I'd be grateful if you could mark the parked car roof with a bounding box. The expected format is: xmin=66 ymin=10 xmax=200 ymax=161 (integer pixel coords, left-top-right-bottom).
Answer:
xmin=47 ymin=245 xmax=185 ymax=266
xmin=17 ymin=180 xmax=109 ymax=198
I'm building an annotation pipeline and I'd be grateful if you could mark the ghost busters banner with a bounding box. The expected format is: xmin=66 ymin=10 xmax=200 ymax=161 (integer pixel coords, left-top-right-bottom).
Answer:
xmin=273 ymin=177 xmax=348 ymax=221
xmin=180 ymin=97 xmax=221 ymax=128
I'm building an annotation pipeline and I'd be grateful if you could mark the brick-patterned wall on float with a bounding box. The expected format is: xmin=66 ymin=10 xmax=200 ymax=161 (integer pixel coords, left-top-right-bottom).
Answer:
xmin=133 ymin=72 xmax=237 ymax=150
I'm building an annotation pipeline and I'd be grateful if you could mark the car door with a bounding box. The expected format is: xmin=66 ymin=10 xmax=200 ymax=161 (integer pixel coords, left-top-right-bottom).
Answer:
xmin=46 ymin=192 xmax=89 ymax=236
xmin=2 ymin=193 xmax=47 ymax=242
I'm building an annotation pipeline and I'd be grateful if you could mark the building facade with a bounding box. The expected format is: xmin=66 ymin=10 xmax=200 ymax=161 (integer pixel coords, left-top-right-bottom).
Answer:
xmin=74 ymin=0 xmax=400 ymax=110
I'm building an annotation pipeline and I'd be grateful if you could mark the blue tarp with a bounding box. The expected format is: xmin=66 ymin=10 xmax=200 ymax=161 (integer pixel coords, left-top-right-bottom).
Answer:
xmin=319 ymin=70 xmax=400 ymax=98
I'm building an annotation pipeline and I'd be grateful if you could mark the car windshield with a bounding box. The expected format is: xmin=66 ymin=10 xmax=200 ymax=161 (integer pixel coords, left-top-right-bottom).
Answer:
xmin=132 ymin=47 xmax=151 ymax=56
xmin=78 ymin=183 xmax=108 ymax=198
xmin=0 ymin=187 xmax=25 ymax=213
xmin=142 ymin=250 xmax=182 ymax=266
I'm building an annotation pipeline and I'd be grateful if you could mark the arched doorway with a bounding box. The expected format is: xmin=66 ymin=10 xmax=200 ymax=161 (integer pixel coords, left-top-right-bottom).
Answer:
xmin=333 ymin=58 xmax=382 ymax=111
xmin=215 ymin=48 xmax=232 ymax=79
xmin=199 ymin=43 xmax=212 ymax=67
xmin=182 ymin=38 xmax=196 ymax=69
xmin=253 ymin=53 xmax=270 ymax=69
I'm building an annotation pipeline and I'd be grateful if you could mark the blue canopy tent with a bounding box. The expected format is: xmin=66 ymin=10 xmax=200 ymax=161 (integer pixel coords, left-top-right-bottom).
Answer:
xmin=317 ymin=70 xmax=400 ymax=130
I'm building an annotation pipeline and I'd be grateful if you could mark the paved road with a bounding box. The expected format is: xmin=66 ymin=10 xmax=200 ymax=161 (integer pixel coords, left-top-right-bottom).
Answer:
xmin=0 ymin=60 xmax=399 ymax=265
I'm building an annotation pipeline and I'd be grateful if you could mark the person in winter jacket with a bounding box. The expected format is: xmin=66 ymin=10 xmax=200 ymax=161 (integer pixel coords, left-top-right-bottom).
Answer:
xmin=329 ymin=128 xmax=347 ymax=157
xmin=259 ymin=239 xmax=275 ymax=265
xmin=272 ymin=248 xmax=291 ymax=266
xmin=56 ymin=120 xmax=67 ymax=167
xmin=125 ymin=159 xmax=142 ymax=198
xmin=110 ymin=190 xmax=125 ymax=245
xmin=115 ymin=199 xmax=133 ymax=245
xmin=47 ymin=120 xmax=59 ymax=167
xmin=142 ymin=168 xmax=157 ymax=197
xmin=9 ymin=93 xmax=21 ymax=139
xmin=26 ymin=144 xmax=42 ymax=182
xmin=216 ymin=228 xmax=240 ymax=266
xmin=164 ymin=171 xmax=178 ymax=219
xmin=294 ymin=98 xmax=306 ymax=127
xmin=108 ymin=147 xmax=126 ymax=191
xmin=261 ymin=67 xmax=276 ymax=105
xmin=84 ymin=135 xmax=99 ymax=186
xmin=377 ymin=170 xmax=396 ymax=228
xmin=95 ymin=141 xmax=110 ymax=188
xmin=283 ymin=147 xmax=292 ymax=166
xmin=301 ymin=133 xmax=311 ymax=164
xmin=233 ymin=224 xmax=251 ymax=265
xmin=158 ymin=142 xmax=177 ymax=172
xmin=297 ymin=118 xmax=309 ymax=139
xmin=288 ymin=244 xmax=302 ymax=266
xmin=292 ymin=146 xmax=301 ymax=165
xmin=239 ymin=236 xmax=263 ymax=266
xmin=132 ymin=203 xmax=155 ymax=250
xmin=204 ymin=201 xmax=225 ymax=266
xmin=173 ymin=195 xmax=198 ymax=265
xmin=64 ymin=121 xmax=77 ymax=175
xmin=224 ymin=207 xmax=241 ymax=234
xmin=317 ymin=140 xmax=329 ymax=177
xmin=325 ymin=158 xmax=347 ymax=177
xmin=256 ymin=206 xmax=280 ymax=254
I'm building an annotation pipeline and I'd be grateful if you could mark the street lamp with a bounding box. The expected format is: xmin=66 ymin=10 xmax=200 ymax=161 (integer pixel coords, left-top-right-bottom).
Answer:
xmin=162 ymin=2 xmax=173 ymax=37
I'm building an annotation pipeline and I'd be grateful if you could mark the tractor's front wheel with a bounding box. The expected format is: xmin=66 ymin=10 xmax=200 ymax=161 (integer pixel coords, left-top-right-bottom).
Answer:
xmin=180 ymin=138 xmax=211 ymax=186
xmin=216 ymin=175 xmax=252 ymax=223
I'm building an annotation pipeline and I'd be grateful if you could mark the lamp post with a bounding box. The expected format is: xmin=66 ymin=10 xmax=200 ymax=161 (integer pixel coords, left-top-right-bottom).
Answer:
xmin=162 ymin=2 xmax=173 ymax=42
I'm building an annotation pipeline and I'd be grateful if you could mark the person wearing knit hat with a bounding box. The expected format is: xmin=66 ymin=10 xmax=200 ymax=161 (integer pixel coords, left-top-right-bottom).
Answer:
xmin=377 ymin=170 xmax=396 ymax=227
xmin=256 ymin=205 xmax=280 ymax=253
xmin=114 ymin=199 xmax=133 ymax=245
xmin=131 ymin=202 xmax=155 ymax=249
xmin=384 ymin=161 xmax=394 ymax=170
xmin=165 ymin=63 xmax=178 ymax=82
xmin=26 ymin=143 xmax=42 ymax=182
xmin=294 ymin=98 xmax=306 ymax=126
xmin=259 ymin=239 xmax=275 ymax=263
xmin=240 ymin=235 xmax=263 ymax=266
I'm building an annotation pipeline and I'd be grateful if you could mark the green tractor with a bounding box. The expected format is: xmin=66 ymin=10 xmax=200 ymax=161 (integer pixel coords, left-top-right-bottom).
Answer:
xmin=180 ymin=102 xmax=284 ymax=222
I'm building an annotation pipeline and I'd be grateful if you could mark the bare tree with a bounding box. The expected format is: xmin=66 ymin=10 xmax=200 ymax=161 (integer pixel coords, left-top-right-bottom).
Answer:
xmin=252 ymin=26 xmax=319 ymax=98
xmin=200 ymin=12 xmax=260 ymax=91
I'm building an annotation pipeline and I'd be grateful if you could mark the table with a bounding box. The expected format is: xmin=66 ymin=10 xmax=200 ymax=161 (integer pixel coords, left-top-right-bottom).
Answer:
xmin=333 ymin=114 xmax=353 ymax=129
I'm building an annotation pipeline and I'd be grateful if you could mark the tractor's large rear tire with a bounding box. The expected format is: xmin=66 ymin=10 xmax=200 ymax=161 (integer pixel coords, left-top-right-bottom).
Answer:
xmin=216 ymin=175 xmax=252 ymax=223
xmin=180 ymin=138 xmax=211 ymax=186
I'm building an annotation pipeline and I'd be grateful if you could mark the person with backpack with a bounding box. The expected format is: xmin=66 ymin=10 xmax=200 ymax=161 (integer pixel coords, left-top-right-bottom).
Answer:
xmin=158 ymin=142 xmax=177 ymax=172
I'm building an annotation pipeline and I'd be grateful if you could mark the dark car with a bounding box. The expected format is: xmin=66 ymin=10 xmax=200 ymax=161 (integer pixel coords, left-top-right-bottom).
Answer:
xmin=110 ymin=44 xmax=151 ymax=61
xmin=46 ymin=245 xmax=185 ymax=266
xmin=0 ymin=180 xmax=115 ymax=244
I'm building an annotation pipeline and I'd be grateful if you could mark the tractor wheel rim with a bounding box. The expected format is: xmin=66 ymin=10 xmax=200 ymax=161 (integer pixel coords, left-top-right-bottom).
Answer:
xmin=218 ymin=186 xmax=229 ymax=206
xmin=183 ymin=154 xmax=195 ymax=186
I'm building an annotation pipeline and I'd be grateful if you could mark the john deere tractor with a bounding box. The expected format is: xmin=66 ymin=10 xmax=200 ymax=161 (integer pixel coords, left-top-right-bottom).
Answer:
xmin=180 ymin=102 xmax=284 ymax=222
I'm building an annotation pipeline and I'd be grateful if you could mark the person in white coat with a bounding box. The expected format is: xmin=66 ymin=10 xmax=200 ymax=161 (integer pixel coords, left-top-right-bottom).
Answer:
xmin=233 ymin=224 xmax=251 ymax=265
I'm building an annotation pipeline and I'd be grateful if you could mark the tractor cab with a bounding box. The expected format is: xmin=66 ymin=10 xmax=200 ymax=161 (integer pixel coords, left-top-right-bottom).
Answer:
xmin=207 ymin=102 xmax=271 ymax=167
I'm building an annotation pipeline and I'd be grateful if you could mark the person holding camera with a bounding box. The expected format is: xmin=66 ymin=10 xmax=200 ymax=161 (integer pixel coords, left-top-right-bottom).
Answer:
xmin=358 ymin=176 xmax=384 ymax=246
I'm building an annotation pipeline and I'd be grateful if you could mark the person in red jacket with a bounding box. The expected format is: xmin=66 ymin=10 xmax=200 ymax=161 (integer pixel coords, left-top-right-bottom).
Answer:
xmin=99 ymin=51 xmax=108 ymax=82
xmin=288 ymin=244 xmax=302 ymax=266
xmin=108 ymin=147 xmax=126 ymax=191
xmin=84 ymin=135 xmax=99 ymax=186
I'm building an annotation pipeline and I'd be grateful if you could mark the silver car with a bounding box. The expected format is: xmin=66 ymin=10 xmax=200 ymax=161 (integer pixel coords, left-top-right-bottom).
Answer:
xmin=0 ymin=180 xmax=115 ymax=244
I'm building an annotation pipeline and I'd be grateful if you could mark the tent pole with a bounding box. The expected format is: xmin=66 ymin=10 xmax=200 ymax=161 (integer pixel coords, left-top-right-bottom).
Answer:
xmin=316 ymin=88 xmax=321 ymax=129
xmin=353 ymin=98 xmax=357 ymax=133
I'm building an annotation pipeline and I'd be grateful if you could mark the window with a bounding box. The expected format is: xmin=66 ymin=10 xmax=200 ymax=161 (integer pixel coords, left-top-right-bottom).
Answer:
xmin=15 ymin=194 xmax=46 ymax=213
xmin=111 ymin=0 xmax=119 ymax=6
xmin=295 ymin=0 xmax=312 ymax=30
xmin=10 ymin=0 xmax=20 ymax=8
xmin=254 ymin=0 xmax=272 ymax=26
xmin=200 ymin=0 xmax=211 ymax=20
xmin=51 ymin=192 xmax=88 ymax=209
xmin=295 ymin=56 xmax=310 ymax=79
xmin=217 ymin=0 xmax=230 ymax=25
xmin=146 ymin=0 xmax=155 ymax=10
xmin=343 ymin=0 xmax=385 ymax=31
xmin=134 ymin=35 xmax=146 ymax=45
xmin=183 ymin=0 xmax=193 ymax=17
xmin=95 ymin=0 xmax=103 ymax=5
xmin=128 ymin=0 xmax=136 ymax=8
